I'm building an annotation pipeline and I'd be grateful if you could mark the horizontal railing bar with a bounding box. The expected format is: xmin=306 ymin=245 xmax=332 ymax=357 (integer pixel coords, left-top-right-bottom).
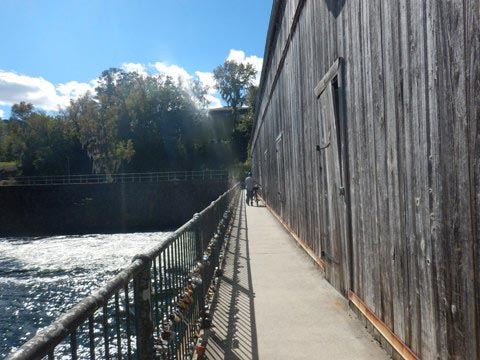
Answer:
xmin=8 ymin=175 xmax=222 ymax=181
xmin=2 ymin=170 xmax=229 ymax=186
xmin=10 ymin=169 xmax=226 ymax=180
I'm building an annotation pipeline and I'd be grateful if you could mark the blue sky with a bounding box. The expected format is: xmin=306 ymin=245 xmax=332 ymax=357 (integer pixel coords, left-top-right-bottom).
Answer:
xmin=0 ymin=0 xmax=272 ymax=117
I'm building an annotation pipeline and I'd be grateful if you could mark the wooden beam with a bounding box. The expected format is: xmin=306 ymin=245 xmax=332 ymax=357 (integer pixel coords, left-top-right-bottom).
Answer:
xmin=314 ymin=58 xmax=341 ymax=98
xmin=348 ymin=291 xmax=420 ymax=360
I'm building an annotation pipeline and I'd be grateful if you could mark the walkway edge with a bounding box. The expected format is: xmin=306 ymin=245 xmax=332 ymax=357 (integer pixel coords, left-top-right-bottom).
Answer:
xmin=349 ymin=291 xmax=420 ymax=360
xmin=260 ymin=197 xmax=325 ymax=270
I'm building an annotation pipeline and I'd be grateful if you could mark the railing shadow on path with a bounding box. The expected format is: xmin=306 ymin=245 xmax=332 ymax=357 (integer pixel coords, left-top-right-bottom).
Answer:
xmin=206 ymin=195 xmax=259 ymax=360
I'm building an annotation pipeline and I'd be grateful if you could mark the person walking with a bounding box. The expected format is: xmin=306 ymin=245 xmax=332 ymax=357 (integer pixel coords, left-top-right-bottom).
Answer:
xmin=245 ymin=173 xmax=255 ymax=206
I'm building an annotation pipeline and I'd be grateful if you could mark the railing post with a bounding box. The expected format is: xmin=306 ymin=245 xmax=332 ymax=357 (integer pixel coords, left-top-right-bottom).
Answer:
xmin=133 ymin=255 xmax=154 ymax=360
xmin=193 ymin=214 xmax=203 ymax=259
xmin=193 ymin=214 xmax=206 ymax=311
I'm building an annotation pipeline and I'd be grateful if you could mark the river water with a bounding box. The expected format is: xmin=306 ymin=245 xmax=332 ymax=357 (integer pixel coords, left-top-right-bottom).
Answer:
xmin=0 ymin=232 xmax=170 ymax=359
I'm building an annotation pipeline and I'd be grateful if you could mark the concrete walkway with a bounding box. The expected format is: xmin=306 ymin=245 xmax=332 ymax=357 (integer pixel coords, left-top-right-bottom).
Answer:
xmin=206 ymin=192 xmax=389 ymax=360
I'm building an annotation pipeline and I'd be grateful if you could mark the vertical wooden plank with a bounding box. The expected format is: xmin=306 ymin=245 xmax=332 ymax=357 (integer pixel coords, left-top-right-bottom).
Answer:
xmin=349 ymin=0 xmax=365 ymax=300
xmin=338 ymin=0 xmax=354 ymax=295
xmin=360 ymin=0 xmax=381 ymax=316
xmin=381 ymin=0 xmax=408 ymax=345
xmin=312 ymin=0 xmax=329 ymax=274
xmin=424 ymin=1 xmax=449 ymax=358
xmin=398 ymin=0 xmax=421 ymax=351
xmin=357 ymin=0 xmax=370 ymax=307
xmin=435 ymin=1 xmax=476 ymax=358
xmin=407 ymin=0 xmax=438 ymax=357
xmin=392 ymin=0 xmax=408 ymax=345
xmin=301 ymin=0 xmax=318 ymax=255
xmin=369 ymin=0 xmax=393 ymax=330
xmin=307 ymin=0 xmax=318 ymax=257
xmin=292 ymin=25 xmax=301 ymax=241
xmin=335 ymin=4 xmax=352 ymax=297
xmin=344 ymin=0 xmax=358 ymax=298
xmin=297 ymin=22 xmax=307 ymax=246
xmin=417 ymin=0 xmax=434 ymax=357
xmin=464 ymin=0 xmax=480 ymax=356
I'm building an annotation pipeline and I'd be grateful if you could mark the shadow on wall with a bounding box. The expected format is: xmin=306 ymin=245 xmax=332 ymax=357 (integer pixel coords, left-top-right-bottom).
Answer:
xmin=325 ymin=0 xmax=346 ymax=18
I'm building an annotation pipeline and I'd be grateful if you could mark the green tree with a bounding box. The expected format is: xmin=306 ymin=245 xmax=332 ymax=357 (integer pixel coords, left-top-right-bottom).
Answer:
xmin=231 ymin=85 xmax=258 ymax=163
xmin=66 ymin=69 xmax=210 ymax=173
xmin=0 ymin=119 xmax=24 ymax=163
xmin=213 ymin=60 xmax=257 ymax=122
xmin=0 ymin=103 xmax=91 ymax=175
xmin=68 ymin=93 xmax=134 ymax=175
xmin=0 ymin=104 xmax=31 ymax=165
xmin=20 ymin=113 xmax=70 ymax=175
xmin=11 ymin=102 xmax=34 ymax=121
xmin=190 ymin=78 xmax=210 ymax=109
xmin=118 ymin=72 xmax=206 ymax=171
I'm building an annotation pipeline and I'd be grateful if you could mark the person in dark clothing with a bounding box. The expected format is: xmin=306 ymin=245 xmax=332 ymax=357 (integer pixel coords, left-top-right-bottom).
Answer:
xmin=245 ymin=173 xmax=255 ymax=206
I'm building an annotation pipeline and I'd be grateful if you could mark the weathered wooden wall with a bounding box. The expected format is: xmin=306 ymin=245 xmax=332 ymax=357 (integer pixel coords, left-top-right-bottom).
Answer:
xmin=251 ymin=0 xmax=480 ymax=359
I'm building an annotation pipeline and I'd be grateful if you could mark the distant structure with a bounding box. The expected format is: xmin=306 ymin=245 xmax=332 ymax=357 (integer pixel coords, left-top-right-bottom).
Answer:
xmin=207 ymin=106 xmax=249 ymax=139
xmin=252 ymin=0 xmax=479 ymax=359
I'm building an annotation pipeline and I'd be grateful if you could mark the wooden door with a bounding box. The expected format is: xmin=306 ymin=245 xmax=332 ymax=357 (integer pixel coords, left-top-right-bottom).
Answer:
xmin=317 ymin=78 xmax=349 ymax=295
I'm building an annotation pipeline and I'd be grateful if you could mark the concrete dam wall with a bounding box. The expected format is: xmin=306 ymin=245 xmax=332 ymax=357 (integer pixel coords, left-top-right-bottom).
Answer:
xmin=0 ymin=180 xmax=229 ymax=236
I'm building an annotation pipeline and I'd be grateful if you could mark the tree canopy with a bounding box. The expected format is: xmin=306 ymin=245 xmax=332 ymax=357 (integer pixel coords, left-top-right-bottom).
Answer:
xmin=0 ymin=61 xmax=259 ymax=177
xmin=213 ymin=60 xmax=257 ymax=117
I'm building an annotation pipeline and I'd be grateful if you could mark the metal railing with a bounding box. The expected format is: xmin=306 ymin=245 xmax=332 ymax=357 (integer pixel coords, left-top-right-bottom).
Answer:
xmin=0 ymin=170 xmax=228 ymax=186
xmin=7 ymin=184 xmax=240 ymax=360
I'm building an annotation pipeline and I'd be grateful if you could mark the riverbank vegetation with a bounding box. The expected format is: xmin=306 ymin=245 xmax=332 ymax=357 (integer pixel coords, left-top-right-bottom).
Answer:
xmin=0 ymin=61 xmax=257 ymax=177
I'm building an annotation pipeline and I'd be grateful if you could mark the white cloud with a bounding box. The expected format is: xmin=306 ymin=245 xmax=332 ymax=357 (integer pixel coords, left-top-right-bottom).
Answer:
xmin=0 ymin=71 xmax=64 ymax=111
xmin=0 ymin=109 xmax=4 ymax=118
xmin=57 ymin=80 xmax=96 ymax=98
xmin=195 ymin=72 xmax=222 ymax=108
xmin=226 ymin=49 xmax=263 ymax=85
xmin=206 ymin=95 xmax=222 ymax=108
xmin=0 ymin=70 xmax=95 ymax=111
xmin=0 ymin=49 xmax=263 ymax=113
xmin=153 ymin=62 xmax=191 ymax=84
xmin=122 ymin=62 xmax=147 ymax=75
xmin=195 ymin=71 xmax=216 ymax=92
xmin=226 ymin=49 xmax=247 ymax=63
